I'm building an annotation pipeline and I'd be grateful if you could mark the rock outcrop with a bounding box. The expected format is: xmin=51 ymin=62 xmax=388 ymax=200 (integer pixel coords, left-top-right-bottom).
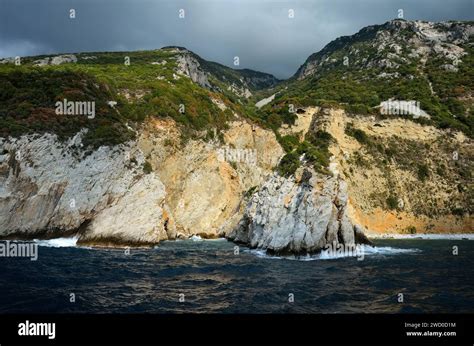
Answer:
xmin=1 ymin=103 xmax=470 ymax=249
xmin=33 ymin=55 xmax=78 ymax=66
xmin=164 ymin=46 xmax=278 ymax=96
xmin=227 ymin=167 xmax=370 ymax=255
xmin=315 ymin=107 xmax=473 ymax=234
xmin=176 ymin=53 xmax=212 ymax=89
xmin=295 ymin=20 xmax=473 ymax=80
xmin=0 ymin=131 xmax=171 ymax=245
xmin=0 ymin=118 xmax=287 ymax=246
xmin=137 ymin=118 xmax=284 ymax=238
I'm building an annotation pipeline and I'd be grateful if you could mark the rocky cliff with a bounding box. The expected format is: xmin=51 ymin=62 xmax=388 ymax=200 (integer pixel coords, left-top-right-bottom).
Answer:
xmin=137 ymin=117 xmax=283 ymax=239
xmin=228 ymin=167 xmax=371 ymax=255
xmin=0 ymin=131 xmax=172 ymax=245
xmin=0 ymin=110 xmax=376 ymax=253
xmin=0 ymin=117 xmax=287 ymax=247
xmin=295 ymin=20 xmax=473 ymax=80
xmin=275 ymin=107 xmax=473 ymax=235
xmin=1 ymin=19 xmax=472 ymax=253
xmin=165 ymin=46 xmax=279 ymax=97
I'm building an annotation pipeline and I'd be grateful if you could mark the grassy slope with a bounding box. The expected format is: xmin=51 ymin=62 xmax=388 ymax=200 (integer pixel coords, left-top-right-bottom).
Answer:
xmin=0 ymin=50 xmax=251 ymax=148
xmin=1 ymin=27 xmax=472 ymax=180
xmin=256 ymin=23 xmax=474 ymax=137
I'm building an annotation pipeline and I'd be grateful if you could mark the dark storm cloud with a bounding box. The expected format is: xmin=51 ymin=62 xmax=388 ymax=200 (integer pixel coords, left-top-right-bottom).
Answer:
xmin=1 ymin=0 xmax=473 ymax=78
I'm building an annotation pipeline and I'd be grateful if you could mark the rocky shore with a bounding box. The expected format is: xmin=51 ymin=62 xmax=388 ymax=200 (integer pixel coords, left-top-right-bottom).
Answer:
xmin=0 ymin=119 xmax=372 ymax=254
xmin=228 ymin=167 xmax=372 ymax=255
xmin=1 ymin=19 xmax=472 ymax=252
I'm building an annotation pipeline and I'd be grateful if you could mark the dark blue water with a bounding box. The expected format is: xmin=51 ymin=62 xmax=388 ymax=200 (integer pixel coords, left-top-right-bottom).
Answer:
xmin=1 ymin=238 xmax=473 ymax=313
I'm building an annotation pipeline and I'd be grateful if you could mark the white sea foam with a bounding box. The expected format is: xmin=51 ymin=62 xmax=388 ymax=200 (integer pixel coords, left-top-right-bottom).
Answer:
xmin=204 ymin=237 xmax=226 ymax=242
xmin=361 ymin=245 xmax=421 ymax=255
xmin=187 ymin=235 xmax=226 ymax=242
xmin=245 ymin=245 xmax=421 ymax=261
xmin=33 ymin=236 xmax=78 ymax=248
xmin=190 ymin=235 xmax=203 ymax=241
xmin=368 ymin=233 xmax=474 ymax=240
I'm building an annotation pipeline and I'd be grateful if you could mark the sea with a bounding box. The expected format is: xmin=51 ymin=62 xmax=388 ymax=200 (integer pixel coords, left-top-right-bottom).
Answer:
xmin=1 ymin=236 xmax=473 ymax=313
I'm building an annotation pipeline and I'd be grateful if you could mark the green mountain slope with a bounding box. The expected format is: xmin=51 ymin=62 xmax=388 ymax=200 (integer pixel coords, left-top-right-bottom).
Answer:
xmin=0 ymin=47 xmax=279 ymax=148
xmin=260 ymin=19 xmax=474 ymax=137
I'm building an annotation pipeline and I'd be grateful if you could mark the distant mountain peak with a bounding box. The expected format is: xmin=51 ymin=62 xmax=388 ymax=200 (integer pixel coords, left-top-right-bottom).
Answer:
xmin=295 ymin=19 xmax=473 ymax=80
xmin=155 ymin=46 xmax=280 ymax=94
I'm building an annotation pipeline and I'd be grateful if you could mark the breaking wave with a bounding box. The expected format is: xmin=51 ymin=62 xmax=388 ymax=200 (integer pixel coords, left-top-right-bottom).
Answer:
xmin=370 ymin=233 xmax=474 ymax=240
xmin=33 ymin=236 xmax=78 ymax=248
xmin=244 ymin=245 xmax=421 ymax=261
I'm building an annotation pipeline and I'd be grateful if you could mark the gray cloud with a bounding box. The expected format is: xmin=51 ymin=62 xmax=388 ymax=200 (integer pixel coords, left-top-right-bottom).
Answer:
xmin=0 ymin=0 xmax=472 ymax=78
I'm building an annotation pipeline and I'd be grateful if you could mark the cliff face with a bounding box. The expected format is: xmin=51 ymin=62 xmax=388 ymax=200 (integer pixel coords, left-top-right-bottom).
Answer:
xmin=0 ymin=131 xmax=171 ymax=245
xmin=1 ymin=105 xmax=469 ymax=250
xmin=0 ymin=46 xmax=286 ymax=249
xmin=0 ymin=117 xmax=286 ymax=246
xmin=136 ymin=117 xmax=284 ymax=238
xmin=169 ymin=46 xmax=279 ymax=96
xmin=276 ymin=107 xmax=473 ymax=235
xmin=0 ymin=113 xmax=374 ymax=253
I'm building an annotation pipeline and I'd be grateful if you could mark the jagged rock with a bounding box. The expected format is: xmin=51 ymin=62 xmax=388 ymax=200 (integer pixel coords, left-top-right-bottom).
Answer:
xmin=354 ymin=224 xmax=374 ymax=246
xmin=161 ymin=46 xmax=278 ymax=95
xmin=0 ymin=132 xmax=162 ymax=240
xmin=227 ymin=167 xmax=370 ymax=255
xmin=295 ymin=19 xmax=472 ymax=80
xmin=0 ymin=117 xmax=284 ymax=245
xmin=339 ymin=212 xmax=355 ymax=245
xmin=33 ymin=58 xmax=50 ymax=66
xmin=51 ymin=55 xmax=77 ymax=65
xmin=33 ymin=55 xmax=77 ymax=66
xmin=143 ymin=119 xmax=284 ymax=238
xmin=227 ymin=83 xmax=252 ymax=98
xmin=176 ymin=53 xmax=211 ymax=88
xmin=210 ymin=97 xmax=227 ymax=111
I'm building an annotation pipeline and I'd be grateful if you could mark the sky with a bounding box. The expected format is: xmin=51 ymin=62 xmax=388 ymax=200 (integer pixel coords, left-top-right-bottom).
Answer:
xmin=0 ymin=0 xmax=473 ymax=79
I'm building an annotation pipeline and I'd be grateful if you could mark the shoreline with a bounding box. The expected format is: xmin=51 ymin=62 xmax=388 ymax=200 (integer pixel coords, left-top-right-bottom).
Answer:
xmin=366 ymin=233 xmax=474 ymax=240
xmin=1 ymin=233 xmax=472 ymax=250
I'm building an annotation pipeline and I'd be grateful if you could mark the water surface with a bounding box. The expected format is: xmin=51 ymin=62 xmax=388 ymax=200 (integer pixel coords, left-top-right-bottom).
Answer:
xmin=1 ymin=238 xmax=473 ymax=313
